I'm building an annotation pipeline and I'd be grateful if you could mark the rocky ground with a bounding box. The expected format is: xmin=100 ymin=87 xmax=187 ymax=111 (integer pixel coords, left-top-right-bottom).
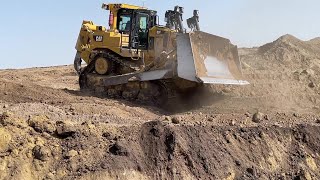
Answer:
xmin=0 ymin=35 xmax=319 ymax=180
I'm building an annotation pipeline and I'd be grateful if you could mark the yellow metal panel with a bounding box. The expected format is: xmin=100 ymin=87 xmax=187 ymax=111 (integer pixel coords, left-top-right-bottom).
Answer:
xmin=108 ymin=4 xmax=146 ymax=11
xmin=76 ymin=17 xmax=149 ymax=62
xmin=82 ymin=23 xmax=106 ymax=31
xmin=80 ymin=50 xmax=91 ymax=64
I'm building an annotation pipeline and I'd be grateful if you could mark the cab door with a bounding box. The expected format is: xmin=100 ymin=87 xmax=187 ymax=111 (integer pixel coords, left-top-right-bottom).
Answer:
xmin=132 ymin=12 xmax=149 ymax=50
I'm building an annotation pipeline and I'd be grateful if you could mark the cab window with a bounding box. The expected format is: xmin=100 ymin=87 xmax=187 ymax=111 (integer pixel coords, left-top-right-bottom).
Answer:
xmin=119 ymin=15 xmax=131 ymax=32
xmin=136 ymin=14 xmax=149 ymax=48
xmin=139 ymin=16 xmax=147 ymax=30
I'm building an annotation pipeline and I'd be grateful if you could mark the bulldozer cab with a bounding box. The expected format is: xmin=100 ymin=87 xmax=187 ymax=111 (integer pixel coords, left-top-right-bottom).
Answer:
xmin=104 ymin=4 xmax=158 ymax=50
xmin=118 ymin=9 xmax=152 ymax=49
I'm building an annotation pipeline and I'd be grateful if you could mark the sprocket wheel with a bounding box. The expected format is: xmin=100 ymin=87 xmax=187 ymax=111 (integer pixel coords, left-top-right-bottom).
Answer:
xmin=94 ymin=56 xmax=114 ymax=75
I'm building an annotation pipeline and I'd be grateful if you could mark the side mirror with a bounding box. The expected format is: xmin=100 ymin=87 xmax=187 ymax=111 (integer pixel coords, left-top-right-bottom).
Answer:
xmin=101 ymin=3 xmax=109 ymax=10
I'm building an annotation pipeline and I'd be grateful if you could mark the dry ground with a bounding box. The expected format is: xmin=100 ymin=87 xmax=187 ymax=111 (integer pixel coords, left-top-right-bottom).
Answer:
xmin=0 ymin=34 xmax=319 ymax=179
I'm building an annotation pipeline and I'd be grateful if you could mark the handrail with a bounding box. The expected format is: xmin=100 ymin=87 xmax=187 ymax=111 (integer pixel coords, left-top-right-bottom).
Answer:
xmin=120 ymin=32 xmax=123 ymax=52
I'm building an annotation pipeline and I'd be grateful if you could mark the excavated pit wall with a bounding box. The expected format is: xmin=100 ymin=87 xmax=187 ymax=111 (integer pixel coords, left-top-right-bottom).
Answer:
xmin=1 ymin=115 xmax=320 ymax=180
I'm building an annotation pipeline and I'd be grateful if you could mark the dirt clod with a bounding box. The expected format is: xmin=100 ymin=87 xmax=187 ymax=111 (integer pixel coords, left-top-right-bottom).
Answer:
xmin=0 ymin=114 xmax=7 ymax=126
xmin=1 ymin=112 xmax=11 ymax=119
xmin=246 ymin=167 xmax=255 ymax=175
xmin=102 ymin=132 xmax=116 ymax=141
xmin=65 ymin=150 xmax=78 ymax=159
xmin=235 ymin=160 xmax=241 ymax=166
xmin=229 ymin=120 xmax=236 ymax=126
xmin=56 ymin=121 xmax=76 ymax=138
xmin=293 ymin=113 xmax=299 ymax=117
xmin=245 ymin=112 xmax=251 ymax=117
xmin=32 ymin=145 xmax=51 ymax=161
xmin=164 ymin=116 xmax=172 ymax=121
xmin=28 ymin=115 xmax=56 ymax=134
xmin=46 ymin=172 xmax=55 ymax=180
xmin=172 ymin=116 xmax=181 ymax=124
xmin=0 ymin=128 xmax=11 ymax=152
xmin=109 ymin=142 xmax=128 ymax=156
xmin=308 ymin=82 xmax=316 ymax=88
xmin=252 ymin=112 xmax=265 ymax=123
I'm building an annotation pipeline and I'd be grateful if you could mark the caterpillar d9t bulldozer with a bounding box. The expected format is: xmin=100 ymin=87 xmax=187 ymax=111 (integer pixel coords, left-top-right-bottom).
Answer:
xmin=74 ymin=3 xmax=248 ymax=106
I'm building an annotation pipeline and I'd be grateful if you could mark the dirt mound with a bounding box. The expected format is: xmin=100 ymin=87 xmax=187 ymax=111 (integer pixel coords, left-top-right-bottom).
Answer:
xmin=228 ymin=34 xmax=320 ymax=115
xmin=258 ymin=34 xmax=320 ymax=66
xmin=1 ymin=113 xmax=320 ymax=179
xmin=308 ymin=37 xmax=320 ymax=45
xmin=0 ymin=79 xmax=69 ymax=105
xmin=254 ymin=34 xmax=320 ymax=77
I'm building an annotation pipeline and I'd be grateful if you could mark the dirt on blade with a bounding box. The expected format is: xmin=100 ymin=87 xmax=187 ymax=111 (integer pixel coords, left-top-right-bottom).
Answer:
xmin=0 ymin=35 xmax=319 ymax=179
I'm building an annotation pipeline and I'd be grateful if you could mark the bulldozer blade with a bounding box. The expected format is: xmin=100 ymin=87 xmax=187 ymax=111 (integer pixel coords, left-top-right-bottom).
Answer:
xmin=177 ymin=31 xmax=249 ymax=85
xmin=74 ymin=51 xmax=82 ymax=75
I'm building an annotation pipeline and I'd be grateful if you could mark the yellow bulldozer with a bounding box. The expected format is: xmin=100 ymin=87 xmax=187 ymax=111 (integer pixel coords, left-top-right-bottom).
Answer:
xmin=74 ymin=3 xmax=248 ymax=106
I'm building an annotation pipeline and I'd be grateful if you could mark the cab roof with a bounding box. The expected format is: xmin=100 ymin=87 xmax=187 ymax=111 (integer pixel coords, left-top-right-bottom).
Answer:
xmin=102 ymin=3 xmax=147 ymax=11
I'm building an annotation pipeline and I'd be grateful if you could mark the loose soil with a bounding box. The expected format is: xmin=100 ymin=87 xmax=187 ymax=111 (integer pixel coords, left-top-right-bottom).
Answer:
xmin=0 ymin=34 xmax=319 ymax=180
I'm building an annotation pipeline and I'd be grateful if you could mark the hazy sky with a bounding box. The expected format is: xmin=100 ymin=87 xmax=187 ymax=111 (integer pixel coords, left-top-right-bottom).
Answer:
xmin=0 ymin=0 xmax=319 ymax=69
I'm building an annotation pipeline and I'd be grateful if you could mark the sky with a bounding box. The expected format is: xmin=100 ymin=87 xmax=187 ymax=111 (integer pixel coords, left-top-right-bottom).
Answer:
xmin=0 ymin=0 xmax=319 ymax=69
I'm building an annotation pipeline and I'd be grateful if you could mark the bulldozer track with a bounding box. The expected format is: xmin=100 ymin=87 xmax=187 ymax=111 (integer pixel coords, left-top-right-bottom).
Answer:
xmin=79 ymin=51 xmax=178 ymax=107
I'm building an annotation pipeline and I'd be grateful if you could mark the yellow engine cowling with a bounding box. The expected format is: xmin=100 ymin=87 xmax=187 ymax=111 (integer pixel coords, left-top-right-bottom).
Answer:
xmin=75 ymin=20 xmax=142 ymax=65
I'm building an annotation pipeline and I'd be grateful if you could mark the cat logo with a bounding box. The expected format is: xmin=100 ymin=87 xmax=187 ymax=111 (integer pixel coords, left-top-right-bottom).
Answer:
xmin=113 ymin=4 xmax=122 ymax=9
xmin=94 ymin=35 xmax=103 ymax=42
